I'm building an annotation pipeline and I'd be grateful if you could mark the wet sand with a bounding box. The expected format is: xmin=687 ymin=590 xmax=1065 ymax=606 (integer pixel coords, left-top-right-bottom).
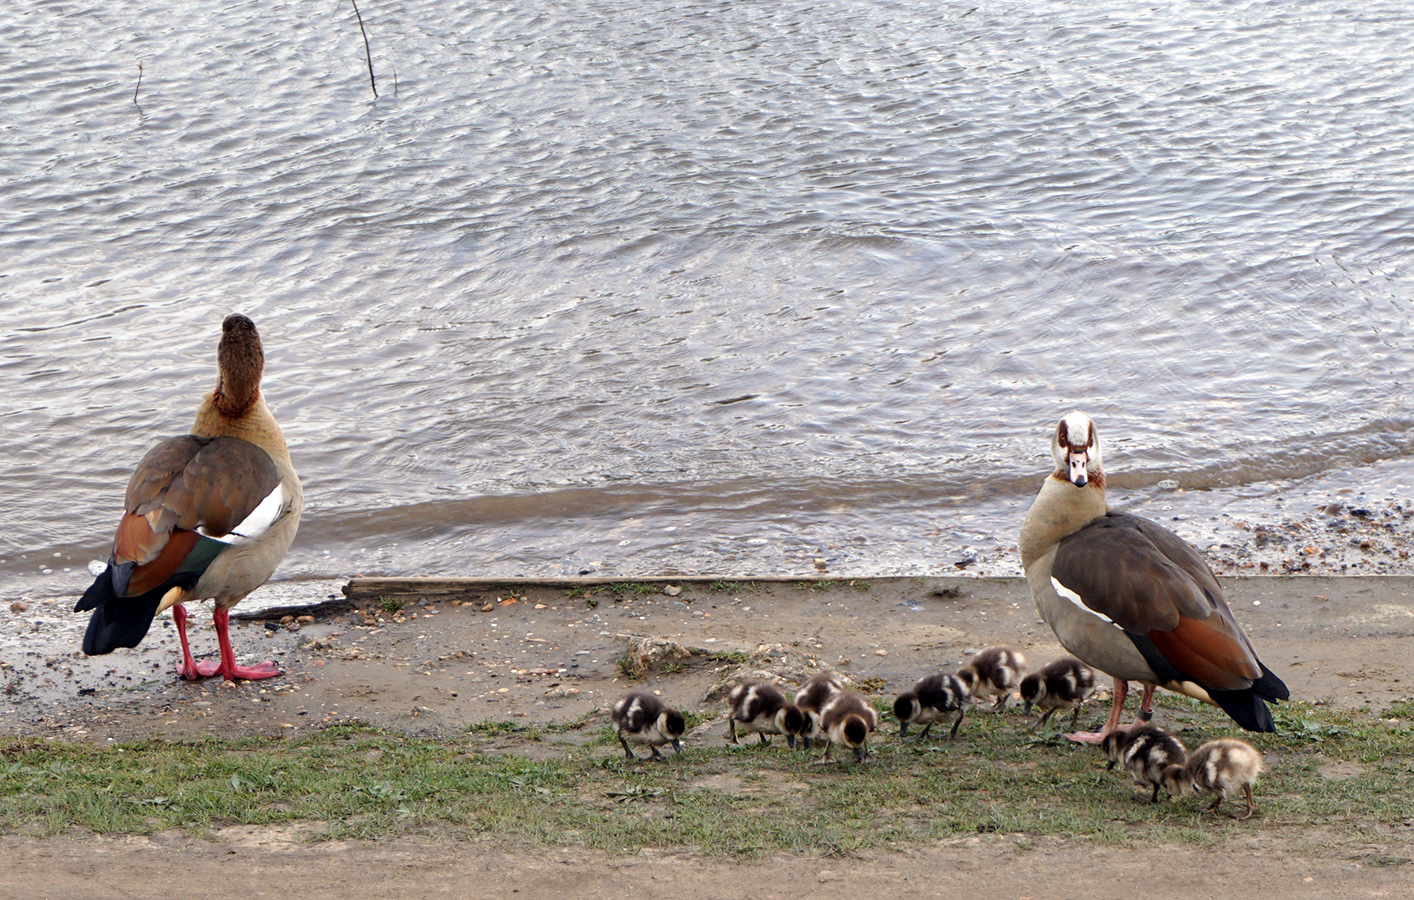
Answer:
xmin=5 ymin=574 xmax=1413 ymax=743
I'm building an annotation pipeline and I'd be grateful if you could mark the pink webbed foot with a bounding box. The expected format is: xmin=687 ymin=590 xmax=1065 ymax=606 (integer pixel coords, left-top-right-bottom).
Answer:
xmin=211 ymin=606 xmax=282 ymax=680
xmin=1064 ymin=730 xmax=1110 ymax=745
xmin=1064 ymin=676 xmax=1132 ymax=744
xmin=222 ymin=660 xmax=283 ymax=681
xmin=178 ymin=659 xmax=222 ymax=680
xmin=178 ymin=655 xmax=282 ymax=681
xmin=171 ymin=603 xmax=283 ymax=681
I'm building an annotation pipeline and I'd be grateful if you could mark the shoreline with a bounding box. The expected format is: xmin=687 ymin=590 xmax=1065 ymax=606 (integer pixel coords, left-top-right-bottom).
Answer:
xmin=6 ymin=573 xmax=1413 ymax=744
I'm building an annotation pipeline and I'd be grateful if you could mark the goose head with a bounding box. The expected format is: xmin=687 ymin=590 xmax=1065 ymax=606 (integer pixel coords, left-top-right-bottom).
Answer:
xmin=212 ymin=313 xmax=265 ymax=418
xmin=1052 ymin=411 xmax=1102 ymax=488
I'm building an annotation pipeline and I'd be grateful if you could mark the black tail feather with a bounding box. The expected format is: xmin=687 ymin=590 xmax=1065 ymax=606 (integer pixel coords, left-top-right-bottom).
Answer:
xmin=76 ymin=569 xmax=171 ymax=656
xmin=1129 ymin=633 xmax=1290 ymax=733
xmin=1252 ymin=662 xmax=1291 ymax=703
xmin=1208 ymin=687 xmax=1277 ymax=733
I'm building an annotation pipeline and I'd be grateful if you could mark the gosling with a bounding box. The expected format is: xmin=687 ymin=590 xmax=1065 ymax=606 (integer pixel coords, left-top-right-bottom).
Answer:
xmin=894 ymin=672 xmax=971 ymax=740
xmin=611 ymin=692 xmax=686 ymax=761
xmin=726 ymin=680 xmax=807 ymax=748
xmin=955 ymin=644 xmax=1026 ymax=712
xmin=816 ymin=689 xmax=878 ymax=763
xmin=1163 ymin=738 xmax=1265 ymax=820
xmin=794 ymin=673 xmax=844 ymax=750
xmin=1101 ymin=723 xmax=1187 ymax=803
xmin=1018 ymin=656 xmax=1098 ymax=731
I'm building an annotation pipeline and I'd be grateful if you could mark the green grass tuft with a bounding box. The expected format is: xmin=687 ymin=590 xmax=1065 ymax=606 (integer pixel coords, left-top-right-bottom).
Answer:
xmin=2 ymin=703 xmax=1411 ymax=858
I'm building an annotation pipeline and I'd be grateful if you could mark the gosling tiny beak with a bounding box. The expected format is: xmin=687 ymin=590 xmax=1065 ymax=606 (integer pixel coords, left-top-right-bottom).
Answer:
xmin=852 ymin=745 xmax=866 ymax=763
xmin=671 ymin=738 xmax=682 ymax=754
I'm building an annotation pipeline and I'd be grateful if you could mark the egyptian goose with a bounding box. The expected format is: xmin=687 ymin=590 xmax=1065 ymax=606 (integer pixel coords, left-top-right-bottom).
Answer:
xmin=611 ymin=692 xmax=686 ymax=761
xmin=1019 ymin=656 xmax=1099 ymax=731
xmin=1019 ymin=411 xmax=1289 ymax=742
xmin=726 ymin=680 xmax=806 ymax=748
xmin=794 ymin=673 xmax=844 ymax=750
xmin=816 ymin=689 xmax=877 ymax=763
xmin=1165 ymin=738 xmax=1265 ymax=819
xmin=75 ymin=314 xmax=302 ymax=682
xmin=955 ymin=645 xmax=1026 ymax=712
xmin=1101 ymin=723 xmax=1187 ymax=803
xmin=894 ymin=671 xmax=970 ymax=740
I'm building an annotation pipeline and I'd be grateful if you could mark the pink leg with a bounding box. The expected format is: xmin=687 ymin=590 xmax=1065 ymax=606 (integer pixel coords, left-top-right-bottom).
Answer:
xmin=211 ymin=606 xmax=282 ymax=681
xmin=1137 ymin=684 xmax=1156 ymax=721
xmin=171 ymin=603 xmax=216 ymax=681
xmin=1067 ymin=677 xmax=1128 ymax=744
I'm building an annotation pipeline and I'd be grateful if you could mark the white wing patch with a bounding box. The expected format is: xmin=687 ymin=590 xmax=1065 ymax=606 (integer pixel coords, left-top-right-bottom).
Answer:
xmin=200 ymin=484 xmax=288 ymax=543
xmin=1051 ymin=576 xmax=1117 ymax=625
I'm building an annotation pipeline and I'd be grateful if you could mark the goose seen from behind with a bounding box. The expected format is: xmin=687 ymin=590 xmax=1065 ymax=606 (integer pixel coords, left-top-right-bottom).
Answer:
xmin=75 ymin=314 xmax=302 ymax=681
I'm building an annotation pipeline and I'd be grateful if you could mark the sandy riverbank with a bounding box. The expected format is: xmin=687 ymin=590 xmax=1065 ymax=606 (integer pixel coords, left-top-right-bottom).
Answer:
xmin=3 ymin=574 xmax=1413 ymax=899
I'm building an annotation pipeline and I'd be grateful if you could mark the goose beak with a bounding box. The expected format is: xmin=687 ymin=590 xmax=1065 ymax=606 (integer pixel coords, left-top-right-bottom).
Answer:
xmin=852 ymin=745 xmax=866 ymax=763
xmin=1022 ymin=700 xmax=1034 ymax=715
xmin=786 ymin=734 xmax=797 ymax=749
xmin=1067 ymin=449 xmax=1090 ymax=487
xmin=671 ymin=738 xmax=682 ymax=754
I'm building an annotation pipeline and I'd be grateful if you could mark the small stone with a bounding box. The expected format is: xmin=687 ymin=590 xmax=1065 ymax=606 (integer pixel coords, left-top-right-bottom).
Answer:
xmin=663 ymin=585 xmax=682 ymax=597
xmin=874 ymin=649 xmax=888 ymax=657
xmin=813 ymin=558 xmax=828 ymax=570
xmin=280 ymin=615 xmax=295 ymax=625
xmin=9 ymin=602 xmax=27 ymax=613
xmin=534 ymin=603 xmax=548 ymax=610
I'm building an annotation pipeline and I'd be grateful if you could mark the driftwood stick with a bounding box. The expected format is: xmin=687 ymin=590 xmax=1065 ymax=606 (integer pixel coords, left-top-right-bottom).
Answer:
xmin=350 ymin=0 xmax=377 ymax=98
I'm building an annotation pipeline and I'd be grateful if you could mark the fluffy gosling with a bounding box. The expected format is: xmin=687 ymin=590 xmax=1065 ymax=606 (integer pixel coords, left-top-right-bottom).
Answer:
xmin=611 ymin=692 xmax=686 ymax=761
xmin=816 ymin=689 xmax=878 ymax=763
xmin=1163 ymin=738 xmax=1265 ymax=820
xmin=1018 ymin=656 xmax=1098 ymax=731
xmin=1101 ymin=723 xmax=1187 ymax=803
xmin=726 ymin=680 xmax=806 ymax=748
xmin=956 ymin=644 xmax=1027 ymax=712
xmin=894 ymin=671 xmax=970 ymax=740
xmin=794 ymin=673 xmax=844 ymax=750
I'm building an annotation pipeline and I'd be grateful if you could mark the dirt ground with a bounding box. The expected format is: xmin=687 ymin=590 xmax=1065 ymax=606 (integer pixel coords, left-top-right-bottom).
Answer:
xmin=4 ymin=574 xmax=1414 ymax=899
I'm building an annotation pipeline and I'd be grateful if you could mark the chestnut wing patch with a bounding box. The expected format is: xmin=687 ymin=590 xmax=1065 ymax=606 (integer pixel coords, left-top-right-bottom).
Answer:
xmin=112 ymin=435 xmax=281 ymax=570
xmin=1146 ymin=616 xmax=1260 ymax=690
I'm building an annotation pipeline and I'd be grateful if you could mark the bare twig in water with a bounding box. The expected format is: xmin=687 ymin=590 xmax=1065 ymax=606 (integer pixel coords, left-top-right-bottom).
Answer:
xmin=133 ymin=61 xmax=143 ymax=105
xmin=349 ymin=0 xmax=377 ymax=98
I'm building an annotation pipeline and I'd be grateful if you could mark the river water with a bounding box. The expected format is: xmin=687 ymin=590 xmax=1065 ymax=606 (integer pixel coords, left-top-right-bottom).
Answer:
xmin=6 ymin=0 xmax=1414 ymax=601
